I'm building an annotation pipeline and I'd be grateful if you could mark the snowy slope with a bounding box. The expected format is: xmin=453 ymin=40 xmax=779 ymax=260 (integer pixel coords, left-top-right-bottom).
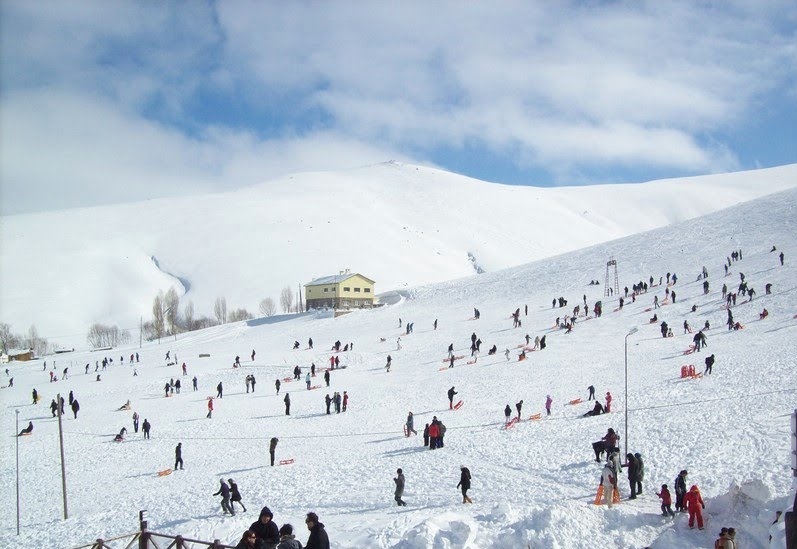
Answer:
xmin=1 ymin=186 xmax=796 ymax=549
xmin=1 ymin=162 xmax=796 ymax=346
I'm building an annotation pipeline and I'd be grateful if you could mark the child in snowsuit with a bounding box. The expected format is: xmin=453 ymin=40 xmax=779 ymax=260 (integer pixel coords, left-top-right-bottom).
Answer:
xmin=684 ymin=484 xmax=705 ymax=529
xmin=657 ymin=484 xmax=675 ymax=517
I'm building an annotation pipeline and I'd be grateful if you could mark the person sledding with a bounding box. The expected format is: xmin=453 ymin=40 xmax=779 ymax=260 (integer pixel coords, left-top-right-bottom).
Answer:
xmin=583 ymin=400 xmax=604 ymax=417
xmin=117 ymin=400 xmax=131 ymax=411
xmin=18 ymin=421 xmax=33 ymax=436
xmin=114 ymin=427 xmax=127 ymax=441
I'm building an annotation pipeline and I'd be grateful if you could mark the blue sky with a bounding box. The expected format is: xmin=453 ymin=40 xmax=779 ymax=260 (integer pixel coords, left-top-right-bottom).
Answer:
xmin=1 ymin=1 xmax=795 ymax=215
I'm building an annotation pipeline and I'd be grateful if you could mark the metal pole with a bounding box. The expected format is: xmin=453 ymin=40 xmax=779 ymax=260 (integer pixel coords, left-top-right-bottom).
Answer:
xmin=15 ymin=409 xmax=20 ymax=535
xmin=624 ymin=327 xmax=638 ymax=456
xmin=56 ymin=393 xmax=68 ymax=519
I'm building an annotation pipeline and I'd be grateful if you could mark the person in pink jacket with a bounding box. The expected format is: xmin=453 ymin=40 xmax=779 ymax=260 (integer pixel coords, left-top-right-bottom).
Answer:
xmin=605 ymin=392 xmax=612 ymax=412
xmin=684 ymin=484 xmax=705 ymax=529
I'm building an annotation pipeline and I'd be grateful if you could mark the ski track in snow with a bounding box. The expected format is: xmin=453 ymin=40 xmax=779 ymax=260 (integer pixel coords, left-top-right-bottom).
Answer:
xmin=1 ymin=187 xmax=797 ymax=548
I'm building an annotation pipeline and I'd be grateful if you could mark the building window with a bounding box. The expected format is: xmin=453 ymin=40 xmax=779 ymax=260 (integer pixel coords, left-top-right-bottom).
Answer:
xmin=364 ymin=288 xmax=371 ymax=293
xmin=343 ymin=287 xmax=351 ymax=291
xmin=354 ymin=288 xmax=361 ymax=292
xmin=323 ymin=288 xmax=328 ymax=292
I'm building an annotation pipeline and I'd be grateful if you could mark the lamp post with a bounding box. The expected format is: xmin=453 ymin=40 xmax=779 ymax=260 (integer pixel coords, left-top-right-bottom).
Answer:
xmin=15 ymin=409 xmax=20 ymax=535
xmin=624 ymin=327 xmax=638 ymax=456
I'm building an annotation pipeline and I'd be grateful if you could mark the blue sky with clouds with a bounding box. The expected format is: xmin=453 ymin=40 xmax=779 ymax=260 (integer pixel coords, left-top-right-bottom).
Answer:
xmin=1 ymin=1 xmax=795 ymax=215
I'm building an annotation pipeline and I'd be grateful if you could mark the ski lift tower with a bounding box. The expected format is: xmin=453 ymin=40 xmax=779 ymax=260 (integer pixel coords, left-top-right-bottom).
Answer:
xmin=605 ymin=257 xmax=619 ymax=298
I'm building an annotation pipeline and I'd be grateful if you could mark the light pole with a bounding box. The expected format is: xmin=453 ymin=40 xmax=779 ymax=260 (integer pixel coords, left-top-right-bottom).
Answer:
xmin=15 ymin=409 xmax=20 ymax=535
xmin=624 ymin=327 xmax=638 ymax=456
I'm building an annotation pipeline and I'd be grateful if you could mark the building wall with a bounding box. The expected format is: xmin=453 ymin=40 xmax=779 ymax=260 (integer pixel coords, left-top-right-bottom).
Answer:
xmin=305 ymin=274 xmax=375 ymax=308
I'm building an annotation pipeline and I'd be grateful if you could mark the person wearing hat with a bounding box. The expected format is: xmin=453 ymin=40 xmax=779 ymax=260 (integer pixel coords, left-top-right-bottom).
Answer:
xmin=674 ymin=470 xmax=688 ymax=512
xmin=684 ymin=484 xmax=705 ymax=529
xmin=457 ymin=466 xmax=472 ymax=504
xmin=276 ymin=524 xmax=301 ymax=549
xmin=250 ymin=506 xmax=280 ymax=548
xmin=304 ymin=512 xmax=329 ymax=549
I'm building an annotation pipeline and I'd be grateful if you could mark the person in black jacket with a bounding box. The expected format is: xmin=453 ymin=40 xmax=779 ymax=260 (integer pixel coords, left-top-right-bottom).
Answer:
xmin=213 ymin=479 xmax=234 ymax=515
xmin=249 ymin=506 xmax=279 ymax=548
xmin=448 ymin=387 xmax=457 ymax=409
xmin=229 ymin=478 xmax=247 ymax=512
xmin=142 ymin=419 xmax=151 ymax=439
xmin=304 ymin=512 xmax=329 ymax=549
xmin=622 ymin=453 xmax=640 ymax=499
xmin=71 ymin=399 xmax=80 ymax=419
xmin=457 ymin=466 xmax=472 ymax=503
xmin=174 ymin=442 xmax=183 ymax=469
xmin=284 ymin=393 xmax=290 ymax=415
xmin=394 ymin=468 xmax=406 ymax=506
xmin=269 ymin=437 xmax=278 ymax=466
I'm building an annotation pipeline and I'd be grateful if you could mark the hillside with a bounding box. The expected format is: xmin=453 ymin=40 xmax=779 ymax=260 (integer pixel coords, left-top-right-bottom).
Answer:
xmin=1 ymin=162 xmax=796 ymax=346
xmin=1 ymin=186 xmax=796 ymax=548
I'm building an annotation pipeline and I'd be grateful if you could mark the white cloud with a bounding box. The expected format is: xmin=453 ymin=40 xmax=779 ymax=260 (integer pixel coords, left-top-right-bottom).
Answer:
xmin=1 ymin=1 xmax=794 ymax=212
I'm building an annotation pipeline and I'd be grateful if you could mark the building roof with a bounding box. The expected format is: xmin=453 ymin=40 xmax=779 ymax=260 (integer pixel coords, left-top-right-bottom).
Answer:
xmin=306 ymin=273 xmax=374 ymax=286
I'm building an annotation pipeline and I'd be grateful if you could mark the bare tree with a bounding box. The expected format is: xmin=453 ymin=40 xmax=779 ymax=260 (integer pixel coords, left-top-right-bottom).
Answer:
xmin=183 ymin=300 xmax=195 ymax=331
xmin=280 ymin=286 xmax=294 ymax=313
xmin=152 ymin=291 xmax=165 ymax=340
xmin=87 ymin=323 xmax=131 ymax=348
xmin=0 ymin=323 xmax=16 ymax=351
xmin=164 ymin=287 xmax=180 ymax=335
xmin=214 ymin=296 xmax=227 ymax=324
xmin=26 ymin=325 xmax=48 ymax=356
xmin=259 ymin=298 xmax=276 ymax=317
xmin=228 ymin=308 xmax=253 ymax=322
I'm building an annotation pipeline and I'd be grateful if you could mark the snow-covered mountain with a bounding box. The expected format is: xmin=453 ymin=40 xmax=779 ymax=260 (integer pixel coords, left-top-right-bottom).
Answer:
xmin=1 ymin=162 xmax=796 ymax=347
xmin=1 ymin=180 xmax=796 ymax=549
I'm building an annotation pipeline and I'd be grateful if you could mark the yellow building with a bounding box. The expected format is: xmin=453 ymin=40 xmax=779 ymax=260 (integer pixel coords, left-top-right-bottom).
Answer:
xmin=305 ymin=270 xmax=375 ymax=309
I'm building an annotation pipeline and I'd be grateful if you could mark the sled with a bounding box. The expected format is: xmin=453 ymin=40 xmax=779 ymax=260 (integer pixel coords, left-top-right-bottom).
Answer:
xmin=529 ymin=413 xmax=542 ymax=421
xmin=644 ymin=307 xmax=652 ymax=312
xmin=594 ymin=484 xmax=621 ymax=505
xmin=438 ymin=367 xmax=449 ymax=372
xmin=683 ymin=345 xmax=696 ymax=355
xmin=453 ymin=400 xmax=463 ymax=410
xmin=568 ymin=398 xmax=583 ymax=405
xmin=465 ymin=360 xmax=476 ymax=365
xmin=157 ymin=468 xmax=173 ymax=477
xmin=282 ymin=377 xmax=293 ymax=382
xmin=309 ymin=385 xmax=321 ymax=390
xmin=18 ymin=432 xmax=32 ymax=437
xmin=502 ymin=417 xmax=519 ymax=430
xmin=442 ymin=356 xmax=464 ymax=363
xmin=517 ymin=355 xmax=526 ymax=362
xmin=279 ymin=459 xmax=295 ymax=466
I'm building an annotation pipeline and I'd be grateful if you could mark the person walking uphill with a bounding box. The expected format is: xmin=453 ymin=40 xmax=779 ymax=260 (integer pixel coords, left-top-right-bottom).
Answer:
xmin=457 ymin=466 xmax=473 ymax=503
xmin=250 ymin=506 xmax=280 ymax=547
xmin=394 ymin=468 xmax=406 ymax=506
xmin=304 ymin=512 xmax=329 ymax=549
xmin=684 ymin=484 xmax=705 ymax=529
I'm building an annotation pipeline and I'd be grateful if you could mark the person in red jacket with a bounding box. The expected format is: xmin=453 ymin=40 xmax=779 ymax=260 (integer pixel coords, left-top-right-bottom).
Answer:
xmin=428 ymin=420 xmax=440 ymax=450
xmin=656 ymin=484 xmax=675 ymax=517
xmin=684 ymin=484 xmax=705 ymax=529
xmin=605 ymin=392 xmax=613 ymax=413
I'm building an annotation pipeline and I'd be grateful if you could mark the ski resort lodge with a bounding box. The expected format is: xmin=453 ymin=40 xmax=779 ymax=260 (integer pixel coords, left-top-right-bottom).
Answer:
xmin=305 ymin=270 xmax=375 ymax=309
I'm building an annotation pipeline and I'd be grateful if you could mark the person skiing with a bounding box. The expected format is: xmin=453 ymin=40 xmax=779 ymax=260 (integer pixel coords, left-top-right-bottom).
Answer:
xmin=269 ymin=437 xmax=278 ymax=466
xmin=448 ymin=387 xmax=457 ymax=409
xmin=457 ymin=466 xmax=473 ymax=503
xmin=304 ymin=512 xmax=329 ymax=549
xmin=684 ymin=484 xmax=705 ymax=529
xmin=229 ymin=478 xmax=247 ymax=512
xmin=175 ymin=442 xmax=184 ymax=470
xmin=213 ymin=479 xmax=235 ymax=515
xmin=394 ymin=468 xmax=406 ymax=506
